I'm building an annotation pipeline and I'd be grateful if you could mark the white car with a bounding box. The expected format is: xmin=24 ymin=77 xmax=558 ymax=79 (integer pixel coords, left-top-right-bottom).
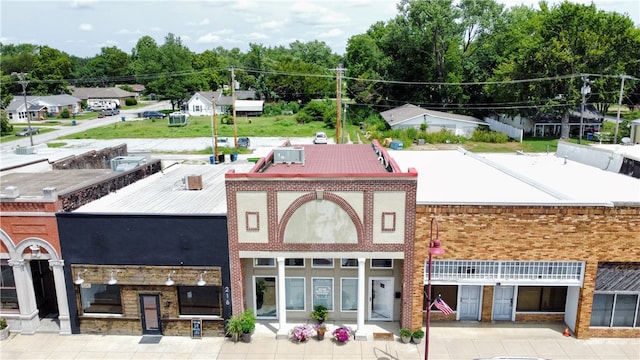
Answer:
xmin=313 ymin=132 xmax=328 ymax=144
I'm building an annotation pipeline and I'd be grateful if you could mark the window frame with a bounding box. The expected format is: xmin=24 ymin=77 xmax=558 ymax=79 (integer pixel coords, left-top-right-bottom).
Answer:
xmin=311 ymin=277 xmax=334 ymax=311
xmin=340 ymin=258 xmax=358 ymax=268
xmin=254 ymin=258 xmax=275 ymax=267
xmin=285 ymin=258 xmax=305 ymax=268
xmin=312 ymin=258 xmax=334 ymax=268
xmin=79 ymin=283 xmax=123 ymax=315
xmin=370 ymin=259 xmax=393 ymax=269
xmin=177 ymin=285 xmax=223 ymax=317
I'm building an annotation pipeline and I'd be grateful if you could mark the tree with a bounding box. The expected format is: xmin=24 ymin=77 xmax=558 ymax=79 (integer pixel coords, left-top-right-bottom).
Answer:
xmin=130 ymin=36 xmax=162 ymax=88
xmin=151 ymin=33 xmax=199 ymax=110
xmin=485 ymin=2 xmax=640 ymax=139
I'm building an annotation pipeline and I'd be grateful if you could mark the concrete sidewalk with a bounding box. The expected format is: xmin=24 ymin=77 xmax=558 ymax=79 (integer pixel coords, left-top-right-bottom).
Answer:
xmin=1 ymin=322 xmax=638 ymax=359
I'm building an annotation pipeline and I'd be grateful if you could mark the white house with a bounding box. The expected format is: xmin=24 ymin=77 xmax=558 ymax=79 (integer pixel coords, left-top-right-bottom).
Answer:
xmin=5 ymin=94 xmax=82 ymax=123
xmin=185 ymin=90 xmax=262 ymax=117
xmin=380 ymin=103 xmax=487 ymax=138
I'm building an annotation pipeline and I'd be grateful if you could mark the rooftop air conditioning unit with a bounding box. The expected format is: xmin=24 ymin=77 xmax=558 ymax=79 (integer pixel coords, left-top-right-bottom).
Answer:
xmin=15 ymin=146 xmax=35 ymax=155
xmin=184 ymin=175 xmax=203 ymax=190
xmin=3 ymin=186 xmax=20 ymax=199
xmin=273 ymin=147 xmax=305 ymax=165
xmin=110 ymin=156 xmax=147 ymax=172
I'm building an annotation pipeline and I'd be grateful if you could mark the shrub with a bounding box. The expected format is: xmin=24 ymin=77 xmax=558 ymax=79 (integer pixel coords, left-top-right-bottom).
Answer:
xmin=0 ymin=318 xmax=7 ymax=329
xmin=310 ymin=305 xmax=328 ymax=323
xmin=125 ymin=98 xmax=137 ymax=106
xmin=399 ymin=328 xmax=412 ymax=338
xmin=411 ymin=329 xmax=424 ymax=339
xmin=60 ymin=108 xmax=70 ymax=119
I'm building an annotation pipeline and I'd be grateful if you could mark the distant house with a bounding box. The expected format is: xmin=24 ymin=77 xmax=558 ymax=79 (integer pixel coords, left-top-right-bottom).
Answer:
xmin=116 ymin=84 xmax=145 ymax=99
xmin=5 ymin=94 xmax=82 ymax=123
xmin=185 ymin=90 xmax=262 ymax=117
xmin=70 ymin=87 xmax=137 ymax=110
xmin=380 ymin=104 xmax=486 ymax=138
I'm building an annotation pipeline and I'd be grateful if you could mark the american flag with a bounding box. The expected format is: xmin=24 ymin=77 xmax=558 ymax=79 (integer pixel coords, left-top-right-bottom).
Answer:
xmin=434 ymin=296 xmax=454 ymax=316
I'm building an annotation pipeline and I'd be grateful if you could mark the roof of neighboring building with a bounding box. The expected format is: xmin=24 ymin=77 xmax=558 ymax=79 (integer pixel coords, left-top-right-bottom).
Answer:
xmin=391 ymin=148 xmax=640 ymax=206
xmin=235 ymin=100 xmax=264 ymax=111
xmin=381 ymin=103 xmax=485 ymax=127
xmin=70 ymin=87 xmax=137 ymax=99
xmin=0 ymin=169 xmax=113 ymax=199
xmin=188 ymin=91 xmax=257 ymax=107
xmin=253 ymin=144 xmax=397 ymax=175
xmin=74 ymin=162 xmax=254 ymax=214
xmin=6 ymin=95 xmax=81 ymax=111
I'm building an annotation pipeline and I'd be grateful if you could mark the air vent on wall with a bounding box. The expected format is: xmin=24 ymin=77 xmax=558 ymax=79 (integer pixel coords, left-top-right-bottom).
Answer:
xmin=184 ymin=175 xmax=203 ymax=190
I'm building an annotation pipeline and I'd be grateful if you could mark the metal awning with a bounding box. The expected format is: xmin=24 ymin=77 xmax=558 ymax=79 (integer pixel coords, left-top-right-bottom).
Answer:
xmin=595 ymin=263 xmax=640 ymax=292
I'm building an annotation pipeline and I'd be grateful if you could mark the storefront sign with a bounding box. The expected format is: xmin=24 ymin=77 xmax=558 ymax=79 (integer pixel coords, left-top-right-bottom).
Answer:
xmin=191 ymin=319 xmax=202 ymax=339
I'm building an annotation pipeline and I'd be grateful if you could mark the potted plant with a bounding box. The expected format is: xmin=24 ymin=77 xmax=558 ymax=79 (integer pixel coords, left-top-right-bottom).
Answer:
xmin=240 ymin=309 xmax=256 ymax=343
xmin=290 ymin=324 xmax=314 ymax=343
xmin=310 ymin=305 xmax=328 ymax=324
xmin=332 ymin=326 xmax=353 ymax=344
xmin=314 ymin=323 xmax=327 ymax=340
xmin=411 ymin=329 xmax=424 ymax=344
xmin=226 ymin=314 xmax=243 ymax=342
xmin=399 ymin=328 xmax=412 ymax=343
xmin=0 ymin=318 xmax=9 ymax=341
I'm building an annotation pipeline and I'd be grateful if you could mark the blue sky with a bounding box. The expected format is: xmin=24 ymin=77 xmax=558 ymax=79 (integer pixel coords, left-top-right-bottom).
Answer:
xmin=1 ymin=0 xmax=638 ymax=58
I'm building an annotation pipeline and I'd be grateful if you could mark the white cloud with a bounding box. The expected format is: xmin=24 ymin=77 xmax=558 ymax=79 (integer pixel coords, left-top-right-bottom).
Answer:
xmin=78 ymin=23 xmax=93 ymax=31
xmin=196 ymin=33 xmax=221 ymax=44
xmin=117 ymin=29 xmax=143 ymax=35
xmin=247 ymin=32 xmax=269 ymax=40
xmin=70 ymin=0 xmax=96 ymax=9
xmin=318 ymin=28 xmax=343 ymax=38
xmin=259 ymin=20 xmax=283 ymax=31
xmin=188 ymin=19 xmax=210 ymax=26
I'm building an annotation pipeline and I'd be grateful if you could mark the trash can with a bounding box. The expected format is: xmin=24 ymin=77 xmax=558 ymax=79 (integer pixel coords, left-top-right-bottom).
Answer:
xmin=230 ymin=153 xmax=238 ymax=162
xmin=586 ymin=133 xmax=593 ymax=141
xmin=71 ymin=120 xmax=77 ymax=126
xmin=209 ymin=156 xmax=215 ymax=164
xmin=218 ymin=154 xmax=225 ymax=163
xmin=121 ymin=116 xmax=126 ymax=122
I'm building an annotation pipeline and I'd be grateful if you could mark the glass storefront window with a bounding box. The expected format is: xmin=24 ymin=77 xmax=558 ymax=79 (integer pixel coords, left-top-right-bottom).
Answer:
xmin=341 ymin=259 xmax=358 ymax=268
xmin=312 ymin=278 xmax=333 ymax=311
xmin=255 ymin=276 xmax=277 ymax=318
xmin=80 ymin=284 xmax=123 ymax=314
xmin=371 ymin=259 xmax=393 ymax=268
xmin=254 ymin=258 xmax=275 ymax=267
xmin=0 ymin=261 xmax=18 ymax=310
xmin=285 ymin=278 xmax=305 ymax=311
xmin=285 ymin=258 xmax=304 ymax=267
xmin=516 ymin=286 xmax=567 ymax=312
xmin=178 ymin=286 xmax=222 ymax=316
xmin=341 ymin=278 xmax=358 ymax=311
xmin=590 ymin=294 xmax=614 ymax=326
xmin=426 ymin=285 xmax=457 ymax=310
xmin=312 ymin=259 xmax=334 ymax=268
xmin=612 ymin=294 xmax=637 ymax=327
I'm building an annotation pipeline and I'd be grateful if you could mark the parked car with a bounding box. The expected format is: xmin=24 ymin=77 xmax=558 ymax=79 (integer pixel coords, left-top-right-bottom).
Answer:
xmin=15 ymin=127 xmax=39 ymax=136
xmin=238 ymin=137 xmax=250 ymax=148
xmin=142 ymin=111 xmax=166 ymax=119
xmin=313 ymin=132 xmax=328 ymax=144
xmin=101 ymin=108 xmax=120 ymax=117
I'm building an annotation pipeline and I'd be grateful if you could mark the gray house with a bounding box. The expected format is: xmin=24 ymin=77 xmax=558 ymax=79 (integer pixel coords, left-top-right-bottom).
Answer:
xmin=70 ymin=87 xmax=137 ymax=110
xmin=6 ymin=94 xmax=82 ymax=123
xmin=380 ymin=104 xmax=486 ymax=138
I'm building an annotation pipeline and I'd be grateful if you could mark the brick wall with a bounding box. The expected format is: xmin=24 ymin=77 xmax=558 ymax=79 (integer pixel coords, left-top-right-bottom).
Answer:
xmin=413 ymin=204 xmax=640 ymax=339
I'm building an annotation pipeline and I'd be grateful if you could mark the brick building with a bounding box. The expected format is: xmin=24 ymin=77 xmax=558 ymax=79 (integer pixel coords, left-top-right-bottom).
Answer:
xmin=225 ymin=141 xmax=417 ymax=339
xmin=391 ymin=149 xmax=640 ymax=339
xmin=0 ymin=149 xmax=160 ymax=335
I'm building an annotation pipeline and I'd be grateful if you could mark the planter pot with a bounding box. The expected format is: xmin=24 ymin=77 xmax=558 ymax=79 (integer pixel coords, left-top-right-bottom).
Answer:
xmin=0 ymin=327 xmax=9 ymax=341
xmin=317 ymin=332 xmax=325 ymax=341
xmin=401 ymin=336 xmax=411 ymax=344
xmin=242 ymin=332 xmax=252 ymax=343
xmin=412 ymin=337 xmax=423 ymax=344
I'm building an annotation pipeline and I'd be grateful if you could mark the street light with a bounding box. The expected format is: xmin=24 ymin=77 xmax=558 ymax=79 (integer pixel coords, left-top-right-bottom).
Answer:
xmin=12 ymin=72 xmax=34 ymax=146
xmin=425 ymin=217 xmax=445 ymax=360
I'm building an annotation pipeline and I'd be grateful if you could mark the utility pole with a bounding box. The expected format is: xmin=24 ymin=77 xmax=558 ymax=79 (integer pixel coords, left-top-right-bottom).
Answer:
xmin=579 ymin=75 xmax=592 ymax=145
xmin=13 ymin=72 xmax=34 ymax=146
xmin=211 ymin=97 xmax=218 ymax=163
xmin=614 ymin=75 xmax=628 ymax=144
xmin=231 ymin=67 xmax=238 ymax=155
xmin=333 ymin=64 xmax=345 ymax=144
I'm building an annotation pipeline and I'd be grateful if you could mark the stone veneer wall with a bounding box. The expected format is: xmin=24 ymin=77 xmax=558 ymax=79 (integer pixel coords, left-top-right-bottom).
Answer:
xmin=59 ymin=159 xmax=162 ymax=212
xmin=412 ymin=204 xmax=639 ymax=339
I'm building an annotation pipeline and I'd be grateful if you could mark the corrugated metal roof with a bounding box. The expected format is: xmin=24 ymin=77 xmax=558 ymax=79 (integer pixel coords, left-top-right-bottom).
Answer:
xmin=595 ymin=263 xmax=640 ymax=292
xmin=74 ymin=163 xmax=254 ymax=214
